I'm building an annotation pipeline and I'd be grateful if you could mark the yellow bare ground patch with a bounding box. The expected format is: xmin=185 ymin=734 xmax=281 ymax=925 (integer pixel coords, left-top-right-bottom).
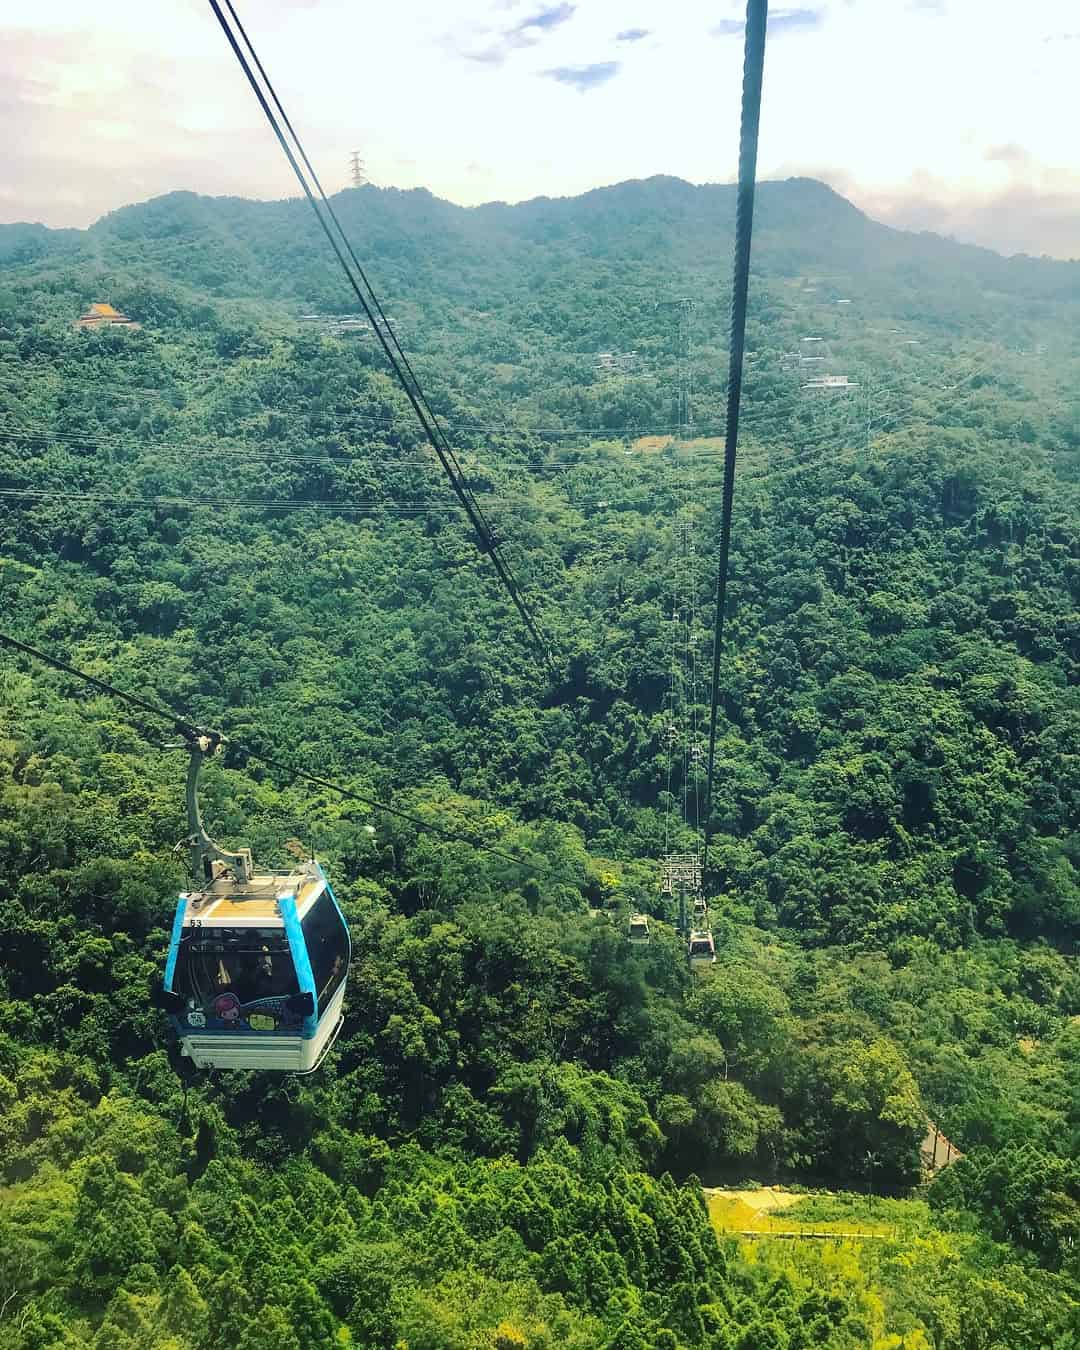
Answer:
xmin=707 ymin=1195 xmax=774 ymax=1233
xmin=678 ymin=436 xmax=726 ymax=451
xmin=719 ymin=1188 xmax=803 ymax=1213
xmin=706 ymin=1189 xmax=894 ymax=1239
xmin=706 ymin=1188 xmax=803 ymax=1234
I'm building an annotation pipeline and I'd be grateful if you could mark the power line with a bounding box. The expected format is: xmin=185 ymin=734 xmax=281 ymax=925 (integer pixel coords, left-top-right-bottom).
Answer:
xmin=0 ymin=358 xmax=942 ymax=443
xmin=0 ymin=440 xmax=783 ymax=499
xmin=1 ymin=422 xmax=845 ymax=497
xmin=1 ymin=428 xmax=894 ymax=514
xmin=0 ymin=488 xmax=459 ymax=514
xmin=0 ymin=397 xmax=900 ymax=468
xmin=0 ymin=420 xmax=758 ymax=471
xmin=0 ymin=427 xmax=928 ymax=522
xmin=702 ymin=0 xmax=768 ymax=882
xmin=0 ymin=630 xmax=585 ymax=885
xmin=1 ymin=390 xmax=927 ymax=493
xmin=0 ymin=376 xmax=786 ymax=442
xmin=206 ymin=0 xmax=555 ymax=674
xmin=0 ymin=373 xmax=715 ymax=438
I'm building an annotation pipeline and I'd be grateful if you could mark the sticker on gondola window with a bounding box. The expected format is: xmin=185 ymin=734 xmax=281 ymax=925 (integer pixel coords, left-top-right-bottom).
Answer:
xmin=213 ymin=993 xmax=242 ymax=1022
xmin=187 ymin=1009 xmax=206 ymax=1028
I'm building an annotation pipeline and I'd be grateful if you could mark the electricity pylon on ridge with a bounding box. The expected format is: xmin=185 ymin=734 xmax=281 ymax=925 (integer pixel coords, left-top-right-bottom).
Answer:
xmin=349 ymin=151 xmax=367 ymax=188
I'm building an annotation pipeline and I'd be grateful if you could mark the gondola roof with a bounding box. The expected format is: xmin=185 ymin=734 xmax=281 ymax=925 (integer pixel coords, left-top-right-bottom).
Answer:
xmin=183 ymin=862 xmax=326 ymax=927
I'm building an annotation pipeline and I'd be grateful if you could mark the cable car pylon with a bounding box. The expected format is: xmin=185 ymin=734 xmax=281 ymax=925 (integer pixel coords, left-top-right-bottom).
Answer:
xmin=635 ymin=481 xmax=715 ymax=969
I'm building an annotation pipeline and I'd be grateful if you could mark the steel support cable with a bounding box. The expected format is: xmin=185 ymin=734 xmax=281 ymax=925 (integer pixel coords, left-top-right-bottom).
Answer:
xmin=212 ymin=0 xmax=530 ymax=589
xmin=0 ymin=430 xmax=916 ymax=519
xmin=683 ymin=520 xmax=692 ymax=830
xmin=217 ymin=0 xmax=561 ymax=668
xmin=206 ymin=0 xmax=555 ymax=675
xmin=0 ymin=631 xmax=581 ymax=884
xmin=702 ymin=0 xmax=768 ymax=881
xmin=0 ymin=421 xmax=769 ymax=475
xmin=219 ymin=0 xmax=473 ymax=483
xmin=688 ymin=504 xmax=701 ymax=833
xmin=663 ymin=512 xmax=681 ymax=858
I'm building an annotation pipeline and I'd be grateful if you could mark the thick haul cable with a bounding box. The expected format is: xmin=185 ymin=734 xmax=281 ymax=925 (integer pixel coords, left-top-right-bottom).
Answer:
xmin=0 ymin=632 xmax=580 ymax=884
xmin=702 ymin=0 xmax=769 ymax=878
xmin=206 ymin=0 xmax=555 ymax=675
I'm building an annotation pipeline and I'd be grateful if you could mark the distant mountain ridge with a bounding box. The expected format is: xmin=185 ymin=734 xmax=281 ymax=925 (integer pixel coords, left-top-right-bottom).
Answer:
xmin=3 ymin=176 xmax=1079 ymax=322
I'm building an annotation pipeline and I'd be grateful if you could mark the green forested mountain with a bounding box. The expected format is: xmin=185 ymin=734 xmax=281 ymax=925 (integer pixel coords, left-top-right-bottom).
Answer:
xmin=0 ymin=178 xmax=1077 ymax=1348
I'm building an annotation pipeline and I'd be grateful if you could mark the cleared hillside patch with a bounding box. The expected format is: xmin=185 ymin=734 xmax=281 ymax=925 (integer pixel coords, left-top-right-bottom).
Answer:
xmin=707 ymin=1187 xmax=900 ymax=1239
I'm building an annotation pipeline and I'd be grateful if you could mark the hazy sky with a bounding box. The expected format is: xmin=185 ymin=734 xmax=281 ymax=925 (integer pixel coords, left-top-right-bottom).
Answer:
xmin=5 ymin=0 xmax=1080 ymax=258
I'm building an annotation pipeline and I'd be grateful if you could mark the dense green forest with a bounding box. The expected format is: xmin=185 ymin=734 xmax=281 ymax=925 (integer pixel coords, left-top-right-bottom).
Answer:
xmin=0 ymin=177 xmax=1077 ymax=1347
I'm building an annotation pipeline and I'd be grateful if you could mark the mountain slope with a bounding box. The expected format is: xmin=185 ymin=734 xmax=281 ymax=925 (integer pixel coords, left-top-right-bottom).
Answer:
xmin=0 ymin=176 xmax=1077 ymax=1348
xmin=5 ymin=175 xmax=1080 ymax=322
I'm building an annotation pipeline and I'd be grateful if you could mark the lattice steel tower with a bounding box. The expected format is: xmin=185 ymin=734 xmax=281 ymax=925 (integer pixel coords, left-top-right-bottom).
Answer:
xmin=658 ymin=298 xmax=696 ymax=435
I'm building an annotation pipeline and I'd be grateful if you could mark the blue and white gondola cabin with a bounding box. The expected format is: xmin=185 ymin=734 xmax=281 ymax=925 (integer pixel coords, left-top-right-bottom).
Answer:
xmin=161 ymin=860 xmax=349 ymax=1072
xmin=153 ymin=733 xmax=350 ymax=1073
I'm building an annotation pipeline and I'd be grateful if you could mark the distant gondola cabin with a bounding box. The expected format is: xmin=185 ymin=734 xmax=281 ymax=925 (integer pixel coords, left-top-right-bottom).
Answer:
xmin=628 ymin=913 xmax=651 ymax=945
xmin=160 ymin=860 xmax=349 ymax=1072
xmin=687 ymin=929 xmax=716 ymax=968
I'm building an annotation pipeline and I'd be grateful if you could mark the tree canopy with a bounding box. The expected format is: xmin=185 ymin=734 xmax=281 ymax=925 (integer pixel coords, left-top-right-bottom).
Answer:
xmin=0 ymin=175 xmax=1077 ymax=1347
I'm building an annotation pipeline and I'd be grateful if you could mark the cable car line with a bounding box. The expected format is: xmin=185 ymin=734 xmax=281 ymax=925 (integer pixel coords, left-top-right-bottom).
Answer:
xmin=636 ymin=2 xmax=768 ymax=966
xmin=206 ymin=0 xmax=555 ymax=676
xmin=0 ymin=421 xmax=758 ymax=474
xmin=0 ymin=410 xmax=925 ymax=529
xmin=0 ymin=435 xmax=903 ymax=522
xmin=702 ymin=0 xmax=768 ymax=881
xmin=29 ymin=396 xmax=857 ymax=447
xmin=0 ymin=374 xmax=748 ymax=441
xmin=1 ymin=398 xmax=905 ymax=481
xmin=0 ymin=630 xmax=585 ymax=885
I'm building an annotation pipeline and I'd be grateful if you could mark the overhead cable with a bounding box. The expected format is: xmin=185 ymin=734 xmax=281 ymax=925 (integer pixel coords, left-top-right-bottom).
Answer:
xmin=206 ymin=0 xmax=555 ymax=674
xmin=702 ymin=0 xmax=768 ymax=880
xmin=0 ymin=631 xmax=583 ymax=884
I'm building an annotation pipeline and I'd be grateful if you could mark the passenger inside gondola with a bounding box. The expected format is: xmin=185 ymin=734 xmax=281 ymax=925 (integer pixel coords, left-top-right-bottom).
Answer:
xmin=176 ymin=930 xmax=299 ymax=1010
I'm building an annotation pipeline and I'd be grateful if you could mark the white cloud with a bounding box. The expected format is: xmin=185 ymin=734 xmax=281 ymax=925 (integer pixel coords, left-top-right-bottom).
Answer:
xmin=2 ymin=0 xmax=1079 ymax=257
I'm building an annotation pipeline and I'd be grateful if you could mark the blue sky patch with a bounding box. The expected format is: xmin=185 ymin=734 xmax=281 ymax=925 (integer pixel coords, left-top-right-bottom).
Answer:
xmin=515 ymin=5 xmax=576 ymax=35
xmin=713 ymin=7 xmax=823 ymax=39
xmin=543 ymin=61 xmax=621 ymax=92
xmin=770 ymin=8 xmax=823 ymax=34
